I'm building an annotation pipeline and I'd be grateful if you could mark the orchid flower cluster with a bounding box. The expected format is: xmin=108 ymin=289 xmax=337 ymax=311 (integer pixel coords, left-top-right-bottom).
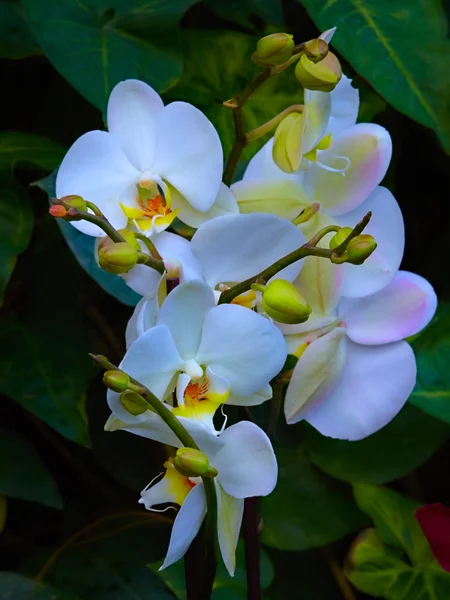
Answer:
xmin=49 ymin=28 xmax=437 ymax=587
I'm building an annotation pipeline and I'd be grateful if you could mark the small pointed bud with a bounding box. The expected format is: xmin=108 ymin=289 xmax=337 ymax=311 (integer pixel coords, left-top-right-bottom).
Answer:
xmin=329 ymin=227 xmax=353 ymax=249
xmin=60 ymin=195 xmax=88 ymax=212
xmin=345 ymin=234 xmax=377 ymax=265
xmin=49 ymin=205 xmax=68 ymax=218
xmin=304 ymin=38 xmax=329 ymax=63
xmin=252 ymin=33 xmax=294 ymax=67
xmin=103 ymin=370 xmax=130 ymax=393
xmin=272 ymin=111 xmax=306 ymax=174
xmin=261 ymin=279 xmax=312 ymax=324
xmin=98 ymin=242 xmax=139 ymax=274
xmin=120 ymin=390 xmax=150 ymax=416
xmin=174 ymin=448 xmax=218 ymax=478
xmin=295 ymin=52 xmax=342 ymax=92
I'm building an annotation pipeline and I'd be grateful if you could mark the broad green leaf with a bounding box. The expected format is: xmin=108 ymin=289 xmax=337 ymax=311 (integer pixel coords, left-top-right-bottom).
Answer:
xmin=410 ymin=305 xmax=450 ymax=423
xmin=300 ymin=0 xmax=450 ymax=151
xmin=261 ymin=446 xmax=367 ymax=550
xmin=167 ymin=29 xmax=302 ymax=161
xmin=301 ymin=404 xmax=450 ymax=484
xmin=204 ymin=0 xmax=284 ymax=28
xmin=0 ymin=1 xmax=40 ymax=58
xmin=0 ymin=132 xmax=65 ymax=173
xmin=346 ymin=485 xmax=450 ymax=598
xmin=0 ymin=428 xmax=62 ymax=509
xmin=0 ymin=572 xmax=78 ymax=599
xmin=22 ymin=0 xmax=197 ymax=111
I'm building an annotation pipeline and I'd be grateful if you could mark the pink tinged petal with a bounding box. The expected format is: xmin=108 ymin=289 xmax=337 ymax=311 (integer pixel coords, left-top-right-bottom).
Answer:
xmin=56 ymin=131 xmax=138 ymax=236
xmin=337 ymin=186 xmax=405 ymax=297
xmin=305 ymin=123 xmax=392 ymax=215
xmin=303 ymin=91 xmax=331 ymax=153
xmin=107 ymin=79 xmax=164 ymax=172
xmin=160 ymin=484 xmax=207 ymax=571
xmin=214 ymin=421 xmax=278 ymax=498
xmin=243 ymin=138 xmax=302 ymax=182
xmin=232 ymin=178 xmax=310 ymax=221
xmin=326 ymin=75 xmax=359 ymax=139
xmin=304 ymin=340 xmax=417 ymax=440
xmin=171 ymin=183 xmax=239 ymax=229
xmin=217 ymin=483 xmax=244 ymax=576
xmin=319 ymin=27 xmax=336 ymax=43
xmin=191 ymin=213 xmax=305 ymax=289
xmin=152 ymin=102 xmax=223 ymax=212
xmin=227 ymin=384 xmax=273 ymax=407
xmin=196 ymin=304 xmax=287 ymax=397
xmin=284 ymin=327 xmax=347 ymax=424
xmin=340 ymin=271 xmax=437 ymax=345
xmin=157 ymin=280 xmax=216 ymax=361
xmin=295 ymin=255 xmax=344 ymax=316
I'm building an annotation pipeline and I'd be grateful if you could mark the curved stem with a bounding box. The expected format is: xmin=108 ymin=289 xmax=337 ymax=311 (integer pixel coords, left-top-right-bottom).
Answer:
xmin=246 ymin=104 xmax=305 ymax=142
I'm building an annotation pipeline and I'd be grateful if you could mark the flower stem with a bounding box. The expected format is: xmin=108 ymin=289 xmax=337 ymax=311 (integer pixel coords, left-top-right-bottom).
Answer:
xmin=246 ymin=104 xmax=305 ymax=143
xmin=243 ymin=497 xmax=261 ymax=600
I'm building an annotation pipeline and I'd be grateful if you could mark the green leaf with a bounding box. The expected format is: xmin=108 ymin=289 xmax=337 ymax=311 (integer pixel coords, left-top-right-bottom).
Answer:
xmin=0 ymin=1 xmax=41 ymax=59
xmin=301 ymin=404 xmax=450 ymax=484
xmin=0 ymin=572 xmax=79 ymax=599
xmin=167 ymin=29 xmax=301 ymax=161
xmin=0 ymin=132 xmax=65 ymax=173
xmin=21 ymin=0 xmax=197 ymax=111
xmin=204 ymin=0 xmax=284 ymax=28
xmin=0 ymin=428 xmax=62 ymax=509
xmin=346 ymin=485 xmax=450 ymax=598
xmin=261 ymin=446 xmax=367 ymax=550
xmin=410 ymin=305 xmax=450 ymax=423
xmin=300 ymin=0 xmax=450 ymax=151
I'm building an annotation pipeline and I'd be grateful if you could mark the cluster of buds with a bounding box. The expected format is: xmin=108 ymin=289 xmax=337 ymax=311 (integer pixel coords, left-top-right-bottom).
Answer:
xmin=329 ymin=228 xmax=378 ymax=265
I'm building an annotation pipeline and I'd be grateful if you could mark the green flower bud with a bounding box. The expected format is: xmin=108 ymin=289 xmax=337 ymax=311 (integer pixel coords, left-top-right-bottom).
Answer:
xmin=261 ymin=279 xmax=312 ymax=324
xmin=120 ymin=390 xmax=150 ymax=416
xmin=174 ymin=448 xmax=218 ymax=478
xmin=252 ymin=33 xmax=294 ymax=67
xmin=345 ymin=234 xmax=377 ymax=265
xmin=60 ymin=194 xmax=87 ymax=211
xmin=295 ymin=52 xmax=342 ymax=92
xmin=98 ymin=242 xmax=139 ymax=274
xmin=329 ymin=227 xmax=353 ymax=249
xmin=303 ymin=38 xmax=329 ymax=63
xmin=272 ymin=112 xmax=306 ymax=174
xmin=103 ymin=370 xmax=130 ymax=393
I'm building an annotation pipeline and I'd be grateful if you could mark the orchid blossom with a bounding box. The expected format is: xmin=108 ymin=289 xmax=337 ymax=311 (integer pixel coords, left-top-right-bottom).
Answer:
xmin=56 ymin=79 xmax=235 ymax=237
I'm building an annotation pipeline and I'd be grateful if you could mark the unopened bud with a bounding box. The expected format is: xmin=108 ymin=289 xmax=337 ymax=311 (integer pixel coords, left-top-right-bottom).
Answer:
xmin=49 ymin=205 xmax=67 ymax=218
xmin=60 ymin=195 xmax=87 ymax=212
xmin=304 ymin=38 xmax=329 ymax=63
xmin=295 ymin=52 xmax=342 ymax=92
xmin=272 ymin=112 xmax=306 ymax=174
xmin=329 ymin=227 xmax=352 ymax=249
xmin=174 ymin=448 xmax=218 ymax=478
xmin=98 ymin=242 xmax=139 ymax=274
xmin=261 ymin=279 xmax=312 ymax=324
xmin=120 ymin=390 xmax=150 ymax=416
xmin=103 ymin=370 xmax=130 ymax=393
xmin=345 ymin=234 xmax=377 ymax=265
xmin=252 ymin=33 xmax=294 ymax=67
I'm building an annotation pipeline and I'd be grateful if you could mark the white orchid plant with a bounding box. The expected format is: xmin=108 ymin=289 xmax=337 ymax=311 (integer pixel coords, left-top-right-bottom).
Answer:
xmin=48 ymin=28 xmax=437 ymax=599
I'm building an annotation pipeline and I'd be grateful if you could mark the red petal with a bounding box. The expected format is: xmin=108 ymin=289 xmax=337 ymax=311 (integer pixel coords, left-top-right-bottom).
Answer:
xmin=415 ymin=503 xmax=450 ymax=572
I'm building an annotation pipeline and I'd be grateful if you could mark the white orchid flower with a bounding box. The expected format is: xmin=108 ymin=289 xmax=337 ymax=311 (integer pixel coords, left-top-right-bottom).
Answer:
xmin=56 ymin=79 xmax=233 ymax=237
xmin=139 ymin=421 xmax=277 ymax=575
xmin=232 ymin=76 xmax=403 ymax=297
xmin=106 ymin=279 xmax=287 ymax=441
xmin=283 ymin=266 xmax=437 ymax=440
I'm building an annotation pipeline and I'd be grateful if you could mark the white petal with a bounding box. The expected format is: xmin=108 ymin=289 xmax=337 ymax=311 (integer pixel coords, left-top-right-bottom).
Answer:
xmin=339 ymin=271 xmax=437 ymax=345
xmin=214 ymin=421 xmax=277 ymax=498
xmin=152 ymin=102 xmax=223 ymax=211
xmin=122 ymin=263 xmax=162 ymax=297
xmin=217 ymin=483 xmax=244 ymax=576
xmin=56 ymin=131 xmax=138 ymax=236
xmin=306 ymin=123 xmax=392 ymax=215
xmin=232 ymin=178 xmax=310 ymax=221
xmin=107 ymin=79 xmax=164 ymax=172
xmin=157 ymin=280 xmax=216 ymax=360
xmin=191 ymin=213 xmax=305 ymax=288
xmin=326 ymin=75 xmax=359 ymax=139
xmin=153 ymin=231 xmax=203 ymax=283
xmin=196 ymin=304 xmax=287 ymax=396
xmin=303 ymin=91 xmax=331 ymax=153
xmin=243 ymin=138 xmax=302 ymax=182
xmin=227 ymin=384 xmax=273 ymax=407
xmin=172 ymin=183 xmax=239 ymax=229
xmin=304 ymin=340 xmax=417 ymax=440
xmin=125 ymin=296 xmax=159 ymax=348
xmin=337 ymin=186 xmax=405 ymax=297
xmin=294 ymin=255 xmax=343 ymax=315
xmin=319 ymin=27 xmax=336 ymax=43
xmin=160 ymin=484 xmax=206 ymax=570
xmin=284 ymin=327 xmax=347 ymax=424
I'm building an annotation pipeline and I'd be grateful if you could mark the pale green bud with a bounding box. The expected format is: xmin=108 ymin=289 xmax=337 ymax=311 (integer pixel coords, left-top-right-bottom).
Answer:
xmin=303 ymin=38 xmax=329 ymax=63
xmin=272 ymin=112 xmax=306 ymax=174
xmin=329 ymin=227 xmax=353 ymax=249
xmin=345 ymin=234 xmax=377 ymax=265
xmin=295 ymin=51 xmax=342 ymax=92
xmin=261 ymin=279 xmax=312 ymax=324
xmin=60 ymin=194 xmax=87 ymax=212
xmin=174 ymin=448 xmax=218 ymax=478
xmin=98 ymin=242 xmax=139 ymax=274
xmin=120 ymin=390 xmax=150 ymax=416
xmin=252 ymin=33 xmax=294 ymax=67
xmin=103 ymin=370 xmax=130 ymax=393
